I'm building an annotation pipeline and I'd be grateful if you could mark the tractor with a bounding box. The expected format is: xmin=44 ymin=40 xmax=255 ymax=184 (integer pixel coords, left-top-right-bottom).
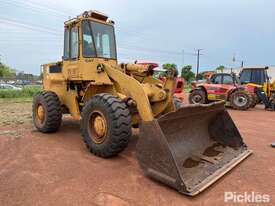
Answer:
xmin=32 ymin=10 xmax=252 ymax=196
xmin=240 ymin=66 xmax=275 ymax=110
xmin=189 ymin=73 xmax=255 ymax=110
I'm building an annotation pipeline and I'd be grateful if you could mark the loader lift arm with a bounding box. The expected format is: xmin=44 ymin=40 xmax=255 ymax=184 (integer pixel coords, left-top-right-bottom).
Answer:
xmin=104 ymin=63 xmax=176 ymax=121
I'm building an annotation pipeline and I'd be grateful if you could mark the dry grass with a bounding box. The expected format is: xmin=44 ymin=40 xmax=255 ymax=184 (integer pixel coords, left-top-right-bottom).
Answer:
xmin=0 ymin=101 xmax=32 ymax=126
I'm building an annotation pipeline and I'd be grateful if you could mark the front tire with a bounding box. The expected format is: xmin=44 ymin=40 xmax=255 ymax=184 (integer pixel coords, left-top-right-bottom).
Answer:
xmin=229 ymin=90 xmax=252 ymax=110
xmin=189 ymin=89 xmax=207 ymax=104
xmin=80 ymin=94 xmax=132 ymax=158
xmin=32 ymin=91 xmax=62 ymax=133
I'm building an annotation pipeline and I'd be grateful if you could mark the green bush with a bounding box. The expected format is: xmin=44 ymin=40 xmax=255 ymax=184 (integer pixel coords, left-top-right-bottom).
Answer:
xmin=0 ymin=86 xmax=41 ymax=98
xmin=184 ymin=84 xmax=192 ymax=93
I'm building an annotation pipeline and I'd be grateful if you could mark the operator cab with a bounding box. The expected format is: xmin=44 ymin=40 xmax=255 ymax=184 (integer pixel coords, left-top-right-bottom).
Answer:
xmin=239 ymin=67 xmax=269 ymax=85
xmin=209 ymin=73 xmax=239 ymax=85
xmin=63 ymin=10 xmax=117 ymax=61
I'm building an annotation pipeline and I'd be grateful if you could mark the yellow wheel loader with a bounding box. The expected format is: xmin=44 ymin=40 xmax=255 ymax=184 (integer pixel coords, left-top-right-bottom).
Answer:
xmin=32 ymin=10 xmax=252 ymax=196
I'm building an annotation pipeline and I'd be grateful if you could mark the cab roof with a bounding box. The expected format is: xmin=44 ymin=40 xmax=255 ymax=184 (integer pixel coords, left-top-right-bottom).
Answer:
xmin=64 ymin=10 xmax=114 ymax=27
xmin=242 ymin=66 xmax=269 ymax=70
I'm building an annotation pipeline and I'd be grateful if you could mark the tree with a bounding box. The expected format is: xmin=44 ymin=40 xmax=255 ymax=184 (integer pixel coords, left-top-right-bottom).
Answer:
xmin=0 ymin=65 xmax=3 ymax=77
xmin=0 ymin=62 xmax=16 ymax=78
xmin=196 ymin=72 xmax=204 ymax=80
xmin=181 ymin=65 xmax=195 ymax=82
xmin=162 ymin=63 xmax=178 ymax=76
xmin=162 ymin=63 xmax=177 ymax=70
xmin=196 ymin=71 xmax=214 ymax=80
xmin=216 ymin=65 xmax=225 ymax=73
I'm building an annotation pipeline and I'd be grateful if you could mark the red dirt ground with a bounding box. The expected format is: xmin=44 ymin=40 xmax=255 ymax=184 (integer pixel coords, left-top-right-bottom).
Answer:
xmin=0 ymin=103 xmax=274 ymax=206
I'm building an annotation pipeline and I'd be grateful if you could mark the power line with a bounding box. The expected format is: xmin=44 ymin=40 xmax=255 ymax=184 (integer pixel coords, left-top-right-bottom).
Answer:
xmin=0 ymin=1 xmax=196 ymax=62
xmin=0 ymin=16 xmax=192 ymax=58
xmin=0 ymin=2 xmax=202 ymax=67
xmin=119 ymin=44 xmax=196 ymax=56
xmin=0 ymin=17 xmax=62 ymax=35
xmin=0 ymin=2 xmax=64 ymax=20
xmin=5 ymin=0 xmax=71 ymax=18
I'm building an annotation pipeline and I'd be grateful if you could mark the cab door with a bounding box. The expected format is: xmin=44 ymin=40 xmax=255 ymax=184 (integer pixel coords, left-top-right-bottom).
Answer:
xmin=219 ymin=74 xmax=235 ymax=99
xmin=206 ymin=74 xmax=223 ymax=100
xmin=63 ymin=25 xmax=80 ymax=80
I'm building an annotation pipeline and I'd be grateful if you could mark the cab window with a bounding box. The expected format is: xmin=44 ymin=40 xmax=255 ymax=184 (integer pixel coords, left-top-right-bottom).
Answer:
xmin=82 ymin=20 xmax=96 ymax=57
xmin=91 ymin=21 xmax=116 ymax=59
xmin=63 ymin=26 xmax=79 ymax=60
xmin=251 ymin=69 xmax=266 ymax=84
xmin=223 ymin=75 xmax=234 ymax=84
xmin=81 ymin=20 xmax=116 ymax=59
xmin=211 ymin=75 xmax=222 ymax=84
xmin=240 ymin=69 xmax=251 ymax=84
xmin=70 ymin=26 xmax=79 ymax=59
xmin=240 ymin=69 xmax=267 ymax=84
xmin=63 ymin=28 xmax=70 ymax=59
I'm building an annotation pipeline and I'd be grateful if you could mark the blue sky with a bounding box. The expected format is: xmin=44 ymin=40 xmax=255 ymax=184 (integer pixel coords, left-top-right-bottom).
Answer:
xmin=0 ymin=0 xmax=275 ymax=74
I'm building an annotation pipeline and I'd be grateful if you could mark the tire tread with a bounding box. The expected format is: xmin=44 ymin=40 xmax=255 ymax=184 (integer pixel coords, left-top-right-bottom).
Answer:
xmin=80 ymin=94 xmax=132 ymax=158
xmin=32 ymin=91 xmax=62 ymax=133
xmin=229 ymin=90 xmax=252 ymax=110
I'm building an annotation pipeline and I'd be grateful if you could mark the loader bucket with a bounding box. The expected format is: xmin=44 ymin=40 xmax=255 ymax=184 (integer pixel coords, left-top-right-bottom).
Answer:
xmin=136 ymin=101 xmax=252 ymax=196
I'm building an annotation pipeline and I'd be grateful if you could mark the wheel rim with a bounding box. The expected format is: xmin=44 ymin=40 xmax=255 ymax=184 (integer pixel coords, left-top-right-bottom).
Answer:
xmin=192 ymin=94 xmax=202 ymax=103
xmin=88 ymin=111 xmax=107 ymax=144
xmin=36 ymin=104 xmax=45 ymax=123
xmin=233 ymin=95 xmax=247 ymax=107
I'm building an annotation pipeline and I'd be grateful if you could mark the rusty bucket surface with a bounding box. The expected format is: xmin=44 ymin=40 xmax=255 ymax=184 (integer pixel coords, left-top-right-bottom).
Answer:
xmin=136 ymin=102 xmax=252 ymax=196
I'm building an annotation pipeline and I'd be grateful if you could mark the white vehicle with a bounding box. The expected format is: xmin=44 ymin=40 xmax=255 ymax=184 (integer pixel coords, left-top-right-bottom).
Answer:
xmin=7 ymin=80 xmax=16 ymax=85
xmin=0 ymin=83 xmax=22 ymax=90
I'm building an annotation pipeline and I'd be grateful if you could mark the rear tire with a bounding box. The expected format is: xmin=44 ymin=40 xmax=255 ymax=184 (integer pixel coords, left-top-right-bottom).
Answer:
xmin=80 ymin=94 xmax=132 ymax=158
xmin=173 ymin=96 xmax=183 ymax=110
xmin=229 ymin=90 xmax=252 ymax=110
xmin=189 ymin=89 xmax=207 ymax=104
xmin=32 ymin=91 xmax=62 ymax=133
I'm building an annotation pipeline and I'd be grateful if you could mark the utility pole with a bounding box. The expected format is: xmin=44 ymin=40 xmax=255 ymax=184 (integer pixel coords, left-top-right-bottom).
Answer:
xmin=196 ymin=49 xmax=203 ymax=80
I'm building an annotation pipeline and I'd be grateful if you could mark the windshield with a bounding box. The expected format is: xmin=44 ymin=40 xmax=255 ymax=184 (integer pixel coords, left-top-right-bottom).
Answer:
xmin=240 ymin=70 xmax=251 ymax=84
xmin=240 ymin=69 xmax=267 ymax=84
xmin=82 ymin=20 xmax=116 ymax=59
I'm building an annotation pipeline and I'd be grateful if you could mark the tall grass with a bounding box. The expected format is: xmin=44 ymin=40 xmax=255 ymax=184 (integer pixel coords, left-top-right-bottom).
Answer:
xmin=0 ymin=86 xmax=41 ymax=98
